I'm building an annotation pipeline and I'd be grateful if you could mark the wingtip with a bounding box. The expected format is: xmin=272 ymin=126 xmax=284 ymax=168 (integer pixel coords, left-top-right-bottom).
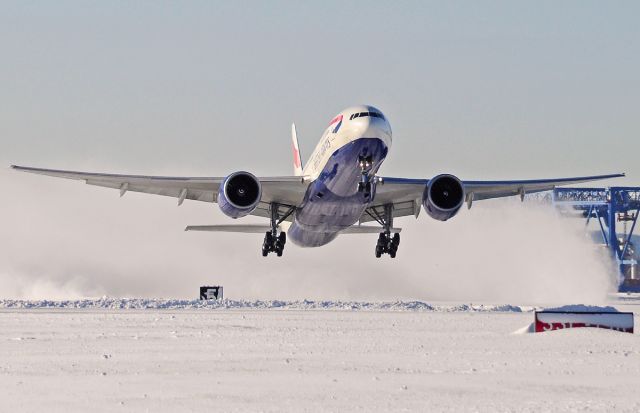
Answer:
xmin=604 ymin=172 xmax=625 ymax=178
xmin=9 ymin=164 xmax=28 ymax=172
xmin=10 ymin=165 xmax=31 ymax=171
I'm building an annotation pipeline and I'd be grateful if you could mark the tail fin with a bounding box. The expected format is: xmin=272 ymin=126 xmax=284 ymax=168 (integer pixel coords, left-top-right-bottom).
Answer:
xmin=291 ymin=123 xmax=304 ymax=176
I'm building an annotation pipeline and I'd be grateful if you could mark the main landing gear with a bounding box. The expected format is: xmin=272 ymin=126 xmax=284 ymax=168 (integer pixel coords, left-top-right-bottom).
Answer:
xmin=364 ymin=204 xmax=401 ymax=258
xmin=375 ymin=232 xmax=400 ymax=258
xmin=262 ymin=203 xmax=294 ymax=257
xmin=262 ymin=231 xmax=286 ymax=257
xmin=357 ymin=155 xmax=373 ymax=197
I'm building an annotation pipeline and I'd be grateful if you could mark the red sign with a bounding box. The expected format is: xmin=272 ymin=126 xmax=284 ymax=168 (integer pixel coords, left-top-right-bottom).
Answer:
xmin=534 ymin=311 xmax=634 ymax=333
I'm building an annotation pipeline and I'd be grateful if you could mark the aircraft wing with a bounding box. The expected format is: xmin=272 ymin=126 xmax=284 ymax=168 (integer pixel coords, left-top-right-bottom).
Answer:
xmin=11 ymin=165 xmax=309 ymax=221
xmin=360 ymin=173 xmax=625 ymax=223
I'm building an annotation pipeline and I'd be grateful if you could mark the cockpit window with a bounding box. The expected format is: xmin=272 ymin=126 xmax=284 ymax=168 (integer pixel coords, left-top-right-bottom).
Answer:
xmin=349 ymin=111 xmax=385 ymax=121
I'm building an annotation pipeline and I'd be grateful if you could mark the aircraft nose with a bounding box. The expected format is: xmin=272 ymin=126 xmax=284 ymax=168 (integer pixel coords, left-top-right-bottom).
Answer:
xmin=359 ymin=116 xmax=387 ymax=136
xmin=352 ymin=115 xmax=372 ymax=130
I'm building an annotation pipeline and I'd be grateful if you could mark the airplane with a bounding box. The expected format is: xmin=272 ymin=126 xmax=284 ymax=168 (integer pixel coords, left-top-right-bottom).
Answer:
xmin=12 ymin=105 xmax=624 ymax=258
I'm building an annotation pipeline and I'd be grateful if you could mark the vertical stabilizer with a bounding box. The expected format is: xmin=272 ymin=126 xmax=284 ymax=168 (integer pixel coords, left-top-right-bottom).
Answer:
xmin=291 ymin=123 xmax=304 ymax=176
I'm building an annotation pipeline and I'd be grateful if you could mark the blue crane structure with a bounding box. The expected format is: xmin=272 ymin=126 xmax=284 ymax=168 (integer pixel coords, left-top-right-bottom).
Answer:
xmin=551 ymin=187 xmax=640 ymax=292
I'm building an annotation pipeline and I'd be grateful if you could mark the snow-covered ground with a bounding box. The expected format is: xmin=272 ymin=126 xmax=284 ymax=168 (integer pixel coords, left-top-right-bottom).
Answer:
xmin=1 ymin=300 xmax=639 ymax=412
xmin=0 ymin=298 xmax=528 ymax=312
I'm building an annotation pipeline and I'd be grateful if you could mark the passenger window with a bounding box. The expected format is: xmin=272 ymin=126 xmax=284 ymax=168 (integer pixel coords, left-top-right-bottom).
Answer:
xmin=359 ymin=112 xmax=367 ymax=117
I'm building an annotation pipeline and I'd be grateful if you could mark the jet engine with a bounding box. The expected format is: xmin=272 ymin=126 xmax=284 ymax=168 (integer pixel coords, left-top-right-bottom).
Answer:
xmin=218 ymin=171 xmax=262 ymax=219
xmin=422 ymin=174 xmax=465 ymax=221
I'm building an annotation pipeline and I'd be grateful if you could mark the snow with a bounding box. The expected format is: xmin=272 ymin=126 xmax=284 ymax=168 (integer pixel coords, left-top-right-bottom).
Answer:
xmin=0 ymin=298 xmax=527 ymax=312
xmin=511 ymin=322 xmax=536 ymax=335
xmin=1 ymin=302 xmax=640 ymax=412
xmin=543 ymin=304 xmax=621 ymax=313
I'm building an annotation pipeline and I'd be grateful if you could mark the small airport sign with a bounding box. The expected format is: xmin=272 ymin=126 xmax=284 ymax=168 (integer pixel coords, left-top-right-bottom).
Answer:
xmin=199 ymin=286 xmax=223 ymax=301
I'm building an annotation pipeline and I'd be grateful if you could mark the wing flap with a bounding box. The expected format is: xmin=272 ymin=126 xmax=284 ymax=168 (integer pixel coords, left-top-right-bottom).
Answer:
xmin=360 ymin=200 xmax=419 ymax=224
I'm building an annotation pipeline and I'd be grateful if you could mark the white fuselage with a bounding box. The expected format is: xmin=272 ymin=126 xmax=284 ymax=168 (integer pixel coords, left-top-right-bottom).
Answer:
xmin=288 ymin=105 xmax=393 ymax=247
xmin=303 ymin=106 xmax=392 ymax=180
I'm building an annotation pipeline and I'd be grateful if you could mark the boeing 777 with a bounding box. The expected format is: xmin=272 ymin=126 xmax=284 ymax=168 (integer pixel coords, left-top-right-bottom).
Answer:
xmin=12 ymin=105 xmax=624 ymax=258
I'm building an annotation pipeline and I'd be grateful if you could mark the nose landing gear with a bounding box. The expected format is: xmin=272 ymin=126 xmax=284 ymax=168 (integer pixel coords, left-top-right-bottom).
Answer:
xmin=357 ymin=155 xmax=374 ymax=197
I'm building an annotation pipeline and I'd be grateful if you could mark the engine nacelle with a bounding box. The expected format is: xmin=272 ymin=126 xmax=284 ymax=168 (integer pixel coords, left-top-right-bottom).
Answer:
xmin=422 ymin=174 xmax=465 ymax=221
xmin=218 ymin=171 xmax=262 ymax=219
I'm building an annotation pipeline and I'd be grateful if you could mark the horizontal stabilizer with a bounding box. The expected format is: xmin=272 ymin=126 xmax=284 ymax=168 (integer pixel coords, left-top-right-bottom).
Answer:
xmin=186 ymin=225 xmax=278 ymax=233
xmin=186 ymin=224 xmax=398 ymax=234
xmin=341 ymin=226 xmax=402 ymax=234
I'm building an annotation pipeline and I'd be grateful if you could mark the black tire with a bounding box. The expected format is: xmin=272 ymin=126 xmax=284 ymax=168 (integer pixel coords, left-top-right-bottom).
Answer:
xmin=276 ymin=248 xmax=283 ymax=257
xmin=262 ymin=248 xmax=269 ymax=257
xmin=278 ymin=232 xmax=286 ymax=245
xmin=389 ymin=250 xmax=396 ymax=258
xmin=392 ymin=233 xmax=400 ymax=246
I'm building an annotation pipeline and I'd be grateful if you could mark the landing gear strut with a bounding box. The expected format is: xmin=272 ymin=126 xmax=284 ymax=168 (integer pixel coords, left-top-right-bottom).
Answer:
xmin=357 ymin=155 xmax=373 ymax=197
xmin=262 ymin=203 xmax=294 ymax=257
xmin=365 ymin=204 xmax=401 ymax=258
